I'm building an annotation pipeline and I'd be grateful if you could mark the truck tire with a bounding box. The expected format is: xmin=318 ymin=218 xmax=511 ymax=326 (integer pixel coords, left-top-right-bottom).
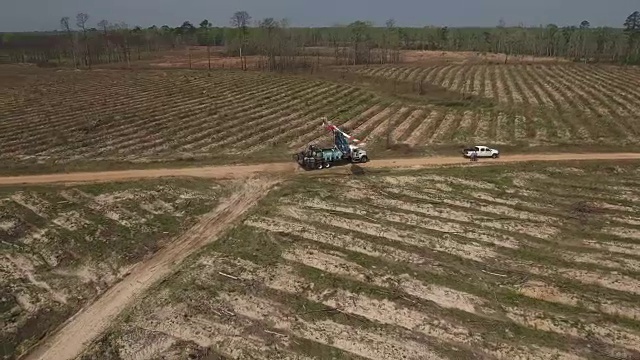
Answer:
xmin=492 ymin=154 xmax=498 ymax=159
xmin=316 ymin=162 xmax=323 ymax=170
xmin=360 ymin=156 xmax=369 ymax=163
xmin=324 ymin=162 xmax=331 ymax=168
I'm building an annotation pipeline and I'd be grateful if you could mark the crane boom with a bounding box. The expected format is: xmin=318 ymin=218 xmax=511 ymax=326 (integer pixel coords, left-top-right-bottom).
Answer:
xmin=322 ymin=120 xmax=362 ymax=156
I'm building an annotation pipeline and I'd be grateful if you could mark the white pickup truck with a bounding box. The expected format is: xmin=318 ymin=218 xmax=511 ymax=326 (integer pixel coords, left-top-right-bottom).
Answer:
xmin=462 ymin=145 xmax=500 ymax=158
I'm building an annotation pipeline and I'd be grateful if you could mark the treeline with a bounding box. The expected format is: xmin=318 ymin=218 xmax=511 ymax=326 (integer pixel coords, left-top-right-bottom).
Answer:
xmin=0 ymin=10 xmax=639 ymax=69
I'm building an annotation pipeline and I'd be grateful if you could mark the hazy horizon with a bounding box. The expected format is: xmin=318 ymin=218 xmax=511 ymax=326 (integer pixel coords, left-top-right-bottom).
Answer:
xmin=0 ymin=0 xmax=637 ymax=32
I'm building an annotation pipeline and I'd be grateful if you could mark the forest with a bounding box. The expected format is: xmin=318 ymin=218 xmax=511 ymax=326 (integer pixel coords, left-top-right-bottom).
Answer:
xmin=0 ymin=10 xmax=639 ymax=69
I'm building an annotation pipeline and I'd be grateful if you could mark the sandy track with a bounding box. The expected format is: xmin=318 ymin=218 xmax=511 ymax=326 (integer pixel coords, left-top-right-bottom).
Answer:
xmin=1 ymin=153 xmax=640 ymax=186
xmin=20 ymin=179 xmax=278 ymax=360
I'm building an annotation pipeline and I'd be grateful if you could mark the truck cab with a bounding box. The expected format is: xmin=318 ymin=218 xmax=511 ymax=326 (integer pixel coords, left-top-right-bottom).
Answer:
xmin=349 ymin=145 xmax=368 ymax=163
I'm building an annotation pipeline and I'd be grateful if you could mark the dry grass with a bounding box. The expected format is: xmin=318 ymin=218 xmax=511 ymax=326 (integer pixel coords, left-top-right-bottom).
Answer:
xmin=0 ymin=67 xmax=382 ymax=167
xmin=355 ymin=63 xmax=640 ymax=147
xmin=2 ymin=61 xmax=640 ymax=175
xmin=80 ymin=160 xmax=640 ymax=360
xmin=0 ymin=178 xmax=229 ymax=358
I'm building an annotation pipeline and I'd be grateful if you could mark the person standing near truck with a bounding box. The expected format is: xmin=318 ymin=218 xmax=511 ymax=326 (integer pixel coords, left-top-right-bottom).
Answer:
xmin=470 ymin=150 xmax=478 ymax=162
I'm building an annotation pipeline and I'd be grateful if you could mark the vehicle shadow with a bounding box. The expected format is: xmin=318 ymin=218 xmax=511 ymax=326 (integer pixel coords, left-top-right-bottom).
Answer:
xmin=350 ymin=164 xmax=366 ymax=176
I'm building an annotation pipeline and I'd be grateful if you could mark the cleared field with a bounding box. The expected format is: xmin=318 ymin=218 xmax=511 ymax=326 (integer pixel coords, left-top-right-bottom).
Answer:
xmin=80 ymin=161 xmax=640 ymax=360
xmin=0 ymin=178 xmax=231 ymax=358
xmin=0 ymin=68 xmax=385 ymax=165
xmin=3 ymin=64 xmax=637 ymax=176
xmin=357 ymin=63 xmax=640 ymax=145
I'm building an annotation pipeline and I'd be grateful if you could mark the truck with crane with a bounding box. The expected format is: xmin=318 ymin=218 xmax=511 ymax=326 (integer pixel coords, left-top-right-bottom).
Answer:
xmin=295 ymin=120 xmax=369 ymax=170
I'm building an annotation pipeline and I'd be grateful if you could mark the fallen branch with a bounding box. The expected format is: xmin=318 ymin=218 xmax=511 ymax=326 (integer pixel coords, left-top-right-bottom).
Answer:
xmin=265 ymin=330 xmax=287 ymax=337
xmin=482 ymin=270 xmax=508 ymax=277
xmin=301 ymin=308 xmax=339 ymax=315
xmin=401 ymin=296 xmax=417 ymax=304
xmin=362 ymin=215 xmax=380 ymax=223
xmin=220 ymin=308 xmax=236 ymax=316
xmin=218 ymin=271 xmax=239 ymax=280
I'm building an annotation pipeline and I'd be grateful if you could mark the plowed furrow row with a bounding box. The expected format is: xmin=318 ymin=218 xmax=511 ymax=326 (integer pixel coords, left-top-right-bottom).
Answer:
xmin=225 ymin=228 xmax=596 ymax=359
xmin=260 ymin=92 xmax=377 ymax=150
xmin=168 ymin=82 xmax=333 ymax=152
xmin=564 ymin=67 xmax=633 ymax=116
xmin=533 ymin=66 xmax=589 ymax=140
xmin=496 ymin=112 xmax=516 ymax=143
xmin=0 ymin=75 xmax=227 ymax=135
xmin=282 ymin=246 xmax=487 ymax=315
xmin=294 ymin=199 xmax=522 ymax=250
xmin=430 ymin=111 xmax=459 ymax=143
xmin=366 ymin=66 xmax=387 ymax=77
xmin=391 ymin=108 xmax=423 ymax=142
xmin=1 ymin=77 xmax=263 ymax=156
xmin=590 ymin=66 xmax=640 ymax=100
xmin=245 ymin=217 xmax=427 ymax=267
xmin=492 ymin=65 xmax=509 ymax=104
xmin=402 ymin=67 xmax=423 ymax=82
xmin=200 ymin=86 xmax=355 ymax=152
xmin=426 ymin=66 xmax=448 ymax=85
xmin=36 ymin=84 xmax=266 ymax=158
xmin=556 ymin=67 xmax=634 ymax=139
xmin=405 ymin=109 xmax=444 ymax=146
xmin=364 ymin=106 xmax=412 ymax=144
xmin=471 ymin=65 xmax=484 ymax=96
xmin=0 ymin=80 xmax=198 ymax=146
xmin=396 ymin=67 xmax=415 ymax=81
xmin=241 ymin=91 xmax=375 ymax=151
xmin=0 ymin=83 xmax=162 ymax=133
xmin=451 ymin=110 xmax=477 ymax=142
xmin=96 ymin=82 xmax=312 ymax=157
xmin=422 ymin=66 xmax=442 ymax=83
xmin=434 ymin=65 xmax=455 ymax=88
xmin=351 ymin=105 xmax=396 ymax=141
xmin=441 ymin=65 xmax=462 ymax=89
xmin=500 ymin=66 xmax=522 ymax=103
xmin=509 ymin=66 xmax=538 ymax=106
xmin=383 ymin=67 xmax=404 ymax=79
xmin=519 ymin=66 xmax=555 ymax=107
xmin=519 ymin=68 xmax=570 ymax=139
xmin=90 ymin=80 xmax=322 ymax=156
xmin=290 ymin=103 xmax=383 ymax=149
xmin=462 ymin=65 xmax=477 ymax=96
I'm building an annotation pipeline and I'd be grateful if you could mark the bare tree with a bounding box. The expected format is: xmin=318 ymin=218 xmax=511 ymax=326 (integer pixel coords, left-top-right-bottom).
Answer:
xmin=385 ymin=18 xmax=400 ymax=63
xmin=231 ymin=10 xmax=251 ymax=70
xmin=76 ymin=13 xmax=90 ymax=68
xmin=259 ymin=17 xmax=279 ymax=70
xmin=97 ymin=20 xmax=111 ymax=63
xmin=199 ymin=19 xmax=214 ymax=70
xmin=60 ymin=17 xmax=78 ymax=68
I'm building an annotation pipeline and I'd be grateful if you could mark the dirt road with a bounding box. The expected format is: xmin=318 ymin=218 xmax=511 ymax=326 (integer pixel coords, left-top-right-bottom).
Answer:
xmin=2 ymin=153 xmax=640 ymax=186
xmin=21 ymin=179 xmax=278 ymax=360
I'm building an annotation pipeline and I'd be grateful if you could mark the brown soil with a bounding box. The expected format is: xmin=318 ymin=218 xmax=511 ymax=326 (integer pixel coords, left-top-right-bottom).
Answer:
xmin=13 ymin=151 xmax=640 ymax=360
xmin=21 ymin=178 xmax=278 ymax=360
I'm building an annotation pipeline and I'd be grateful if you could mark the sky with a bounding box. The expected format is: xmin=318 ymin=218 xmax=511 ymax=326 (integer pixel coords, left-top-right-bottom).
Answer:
xmin=0 ymin=0 xmax=638 ymax=32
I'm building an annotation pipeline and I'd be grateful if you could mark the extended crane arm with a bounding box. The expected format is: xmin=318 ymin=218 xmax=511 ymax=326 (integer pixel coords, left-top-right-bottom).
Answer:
xmin=322 ymin=120 xmax=361 ymax=155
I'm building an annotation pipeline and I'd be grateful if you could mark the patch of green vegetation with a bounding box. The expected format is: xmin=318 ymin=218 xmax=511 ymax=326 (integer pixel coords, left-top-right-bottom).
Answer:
xmin=12 ymin=305 xmax=75 ymax=358
xmin=289 ymin=337 xmax=367 ymax=360
xmin=0 ymin=177 xmax=232 ymax=357
xmin=78 ymin=330 xmax=124 ymax=360
xmin=210 ymin=225 xmax=288 ymax=267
